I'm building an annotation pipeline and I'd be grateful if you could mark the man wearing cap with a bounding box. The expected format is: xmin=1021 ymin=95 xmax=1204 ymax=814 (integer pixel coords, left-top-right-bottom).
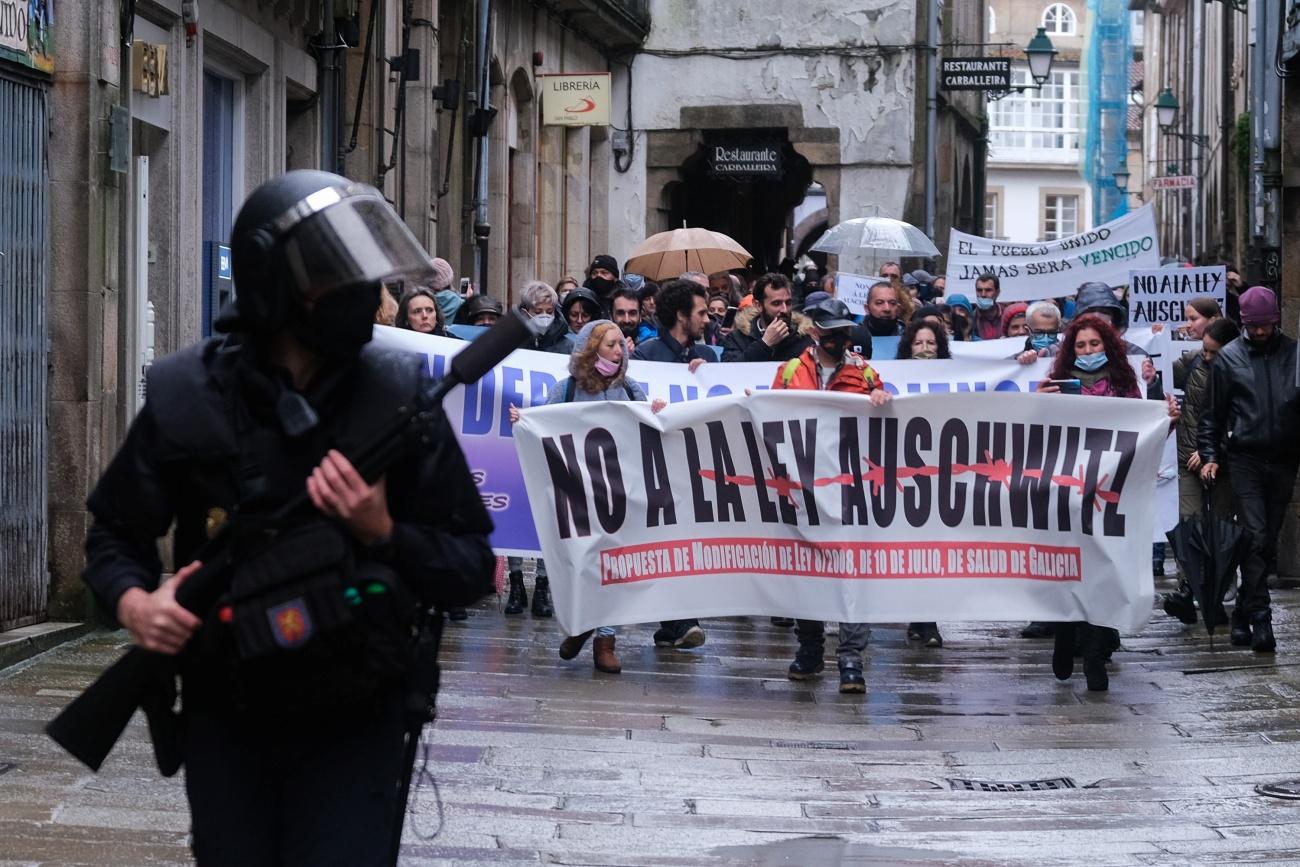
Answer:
xmin=1199 ymin=286 xmax=1300 ymax=653
xmin=903 ymin=269 xmax=938 ymax=303
xmin=583 ymin=254 xmax=621 ymax=310
xmin=771 ymin=298 xmax=891 ymax=694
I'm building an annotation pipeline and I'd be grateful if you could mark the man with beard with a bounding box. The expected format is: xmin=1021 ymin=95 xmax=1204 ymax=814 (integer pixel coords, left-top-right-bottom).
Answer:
xmin=632 ymin=279 xmax=712 ymax=649
xmin=610 ymin=284 xmax=644 ymax=347
xmin=1200 ymin=286 xmax=1300 ymax=653
xmin=720 ymin=273 xmax=812 ymax=363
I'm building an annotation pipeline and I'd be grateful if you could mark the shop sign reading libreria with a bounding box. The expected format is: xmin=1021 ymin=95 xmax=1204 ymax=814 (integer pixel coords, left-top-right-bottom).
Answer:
xmin=0 ymin=0 xmax=54 ymax=73
xmin=540 ymin=73 xmax=610 ymax=126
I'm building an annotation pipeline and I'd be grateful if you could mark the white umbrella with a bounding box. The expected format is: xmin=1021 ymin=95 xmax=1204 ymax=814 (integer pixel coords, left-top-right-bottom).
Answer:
xmin=811 ymin=217 xmax=940 ymax=258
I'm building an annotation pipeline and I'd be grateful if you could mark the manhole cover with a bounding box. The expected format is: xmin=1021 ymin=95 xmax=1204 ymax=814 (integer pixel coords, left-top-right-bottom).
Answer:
xmin=948 ymin=777 xmax=1076 ymax=792
xmin=1256 ymin=780 xmax=1300 ymax=800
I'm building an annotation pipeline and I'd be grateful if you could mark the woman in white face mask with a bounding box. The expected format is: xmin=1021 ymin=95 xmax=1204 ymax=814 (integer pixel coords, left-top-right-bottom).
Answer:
xmin=518 ymin=280 xmax=573 ymax=355
xmin=508 ymin=320 xmax=666 ymax=674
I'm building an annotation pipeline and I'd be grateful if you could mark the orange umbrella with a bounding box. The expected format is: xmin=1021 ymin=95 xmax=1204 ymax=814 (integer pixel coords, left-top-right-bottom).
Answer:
xmin=623 ymin=228 xmax=752 ymax=281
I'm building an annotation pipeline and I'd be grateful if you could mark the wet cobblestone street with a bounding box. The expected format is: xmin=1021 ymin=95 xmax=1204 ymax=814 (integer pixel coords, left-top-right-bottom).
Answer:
xmin=5 ymin=579 xmax=1300 ymax=865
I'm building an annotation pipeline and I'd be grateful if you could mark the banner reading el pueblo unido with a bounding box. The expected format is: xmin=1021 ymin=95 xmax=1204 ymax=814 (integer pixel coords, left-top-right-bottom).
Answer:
xmin=514 ymin=391 xmax=1168 ymax=635
xmin=945 ymin=206 xmax=1161 ymax=302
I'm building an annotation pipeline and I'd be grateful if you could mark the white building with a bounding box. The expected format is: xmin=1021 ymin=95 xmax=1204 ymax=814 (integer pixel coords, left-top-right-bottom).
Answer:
xmin=984 ymin=0 xmax=1092 ymax=241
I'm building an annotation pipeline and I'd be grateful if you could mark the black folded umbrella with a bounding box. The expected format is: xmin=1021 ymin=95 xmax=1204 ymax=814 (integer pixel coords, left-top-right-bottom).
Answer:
xmin=1165 ymin=484 xmax=1247 ymax=642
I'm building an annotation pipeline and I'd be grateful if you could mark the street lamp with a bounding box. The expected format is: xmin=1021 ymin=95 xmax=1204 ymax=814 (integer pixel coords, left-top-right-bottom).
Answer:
xmin=1113 ymin=163 xmax=1131 ymax=193
xmin=1155 ymin=88 xmax=1178 ymax=130
xmin=1025 ymin=27 xmax=1058 ymax=86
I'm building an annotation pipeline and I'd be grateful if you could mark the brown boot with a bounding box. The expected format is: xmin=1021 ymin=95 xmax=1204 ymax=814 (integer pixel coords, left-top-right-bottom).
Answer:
xmin=592 ymin=634 xmax=621 ymax=674
xmin=559 ymin=630 xmax=593 ymax=660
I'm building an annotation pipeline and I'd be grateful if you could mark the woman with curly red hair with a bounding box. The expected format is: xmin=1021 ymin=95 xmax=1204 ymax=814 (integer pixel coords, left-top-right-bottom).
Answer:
xmin=1041 ymin=313 xmax=1142 ymax=399
xmin=1037 ymin=314 xmax=1178 ymax=691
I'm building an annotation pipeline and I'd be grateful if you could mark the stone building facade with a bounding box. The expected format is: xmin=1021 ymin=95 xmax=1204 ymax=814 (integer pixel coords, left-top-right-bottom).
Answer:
xmin=33 ymin=0 xmax=990 ymax=623
xmin=610 ymin=0 xmax=988 ymax=270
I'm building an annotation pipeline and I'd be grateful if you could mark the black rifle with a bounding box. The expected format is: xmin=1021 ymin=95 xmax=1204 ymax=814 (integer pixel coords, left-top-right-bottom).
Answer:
xmin=46 ymin=311 xmax=531 ymax=773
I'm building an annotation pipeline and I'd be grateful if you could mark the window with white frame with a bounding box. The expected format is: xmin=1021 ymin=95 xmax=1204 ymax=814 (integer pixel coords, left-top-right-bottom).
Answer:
xmin=989 ymin=68 xmax=1080 ymax=151
xmin=985 ymin=191 xmax=1000 ymax=237
xmin=1043 ymin=194 xmax=1079 ymax=240
xmin=1042 ymin=3 xmax=1076 ymax=34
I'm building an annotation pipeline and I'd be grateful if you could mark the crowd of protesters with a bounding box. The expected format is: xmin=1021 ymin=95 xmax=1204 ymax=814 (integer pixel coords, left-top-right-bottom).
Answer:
xmin=382 ymin=250 xmax=1297 ymax=695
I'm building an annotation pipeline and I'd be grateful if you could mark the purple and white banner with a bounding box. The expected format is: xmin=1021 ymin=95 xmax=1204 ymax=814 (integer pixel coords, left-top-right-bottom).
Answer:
xmin=373 ymin=326 xmax=1176 ymax=555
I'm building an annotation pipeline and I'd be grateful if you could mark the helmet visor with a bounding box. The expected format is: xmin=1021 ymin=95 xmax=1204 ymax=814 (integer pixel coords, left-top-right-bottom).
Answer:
xmin=278 ymin=186 xmax=434 ymax=298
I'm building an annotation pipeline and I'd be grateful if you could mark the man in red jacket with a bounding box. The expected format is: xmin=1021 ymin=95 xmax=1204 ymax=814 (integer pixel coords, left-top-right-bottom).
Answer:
xmin=770 ymin=298 xmax=891 ymax=693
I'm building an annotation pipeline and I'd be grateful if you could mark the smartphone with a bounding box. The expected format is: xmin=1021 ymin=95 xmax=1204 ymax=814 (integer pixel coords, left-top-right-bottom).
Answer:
xmin=459 ymin=277 xmax=471 ymax=296
xmin=1046 ymin=379 xmax=1081 ymax=395
xmin=722 ymin=306 xmax=738 ymax=329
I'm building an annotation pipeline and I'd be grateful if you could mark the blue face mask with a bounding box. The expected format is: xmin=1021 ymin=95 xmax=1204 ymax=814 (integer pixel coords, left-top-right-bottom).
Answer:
xmin=974 ymin=295 xmax=996 ymax=311
xmin=1075 ymin=351 xmax=1109 ymax=372
xmin=1030 ymin=332 xmax=1058 ymax=351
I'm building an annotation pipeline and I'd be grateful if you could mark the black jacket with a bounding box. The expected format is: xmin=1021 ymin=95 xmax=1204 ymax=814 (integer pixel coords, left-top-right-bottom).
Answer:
xmin=84 ymin=336 xmax=495 ymax=624
xmin=632 ymin=328 xmax=715 ymax=364
xmin=719 ymin=306 xmax=814 ymax=363
xmin=1198 ymin=331 xmax=1300 ymax=464
xmin=522 ymin=311 xmax=575 ymax=355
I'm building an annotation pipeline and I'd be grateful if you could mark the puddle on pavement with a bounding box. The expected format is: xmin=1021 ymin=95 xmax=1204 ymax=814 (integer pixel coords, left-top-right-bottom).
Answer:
xmin=709 ymin=835 xmax=964 ymax=864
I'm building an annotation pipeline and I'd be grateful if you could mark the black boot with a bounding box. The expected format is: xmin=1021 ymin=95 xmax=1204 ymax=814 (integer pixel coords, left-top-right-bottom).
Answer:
xmin=1251 ymin=611 xmax=1276 ymax=654
xmin=504 ymin=570 xmax=527 ymax=615
xmin=1020 ymin=621 xmax=1055 ymax=638
xmin=1080 ymin=623 xmax=1112 ymax=692
xmin=531 ymin=575 xmax=554 ymax=618
xmin=1162 ymin=583 xmax=1198 ymax=625
xmin=1229 ymin=607 xmax=1252 ymax=647
xmin=1052 ymin=622 xmax=1076 ymax=681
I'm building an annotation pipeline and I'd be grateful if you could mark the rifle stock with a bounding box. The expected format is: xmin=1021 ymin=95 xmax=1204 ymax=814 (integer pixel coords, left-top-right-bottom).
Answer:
xmin=45 ymin=311 xmax=531 ymax=772
xmin=44 ymin=647 xmax=172 ymax=772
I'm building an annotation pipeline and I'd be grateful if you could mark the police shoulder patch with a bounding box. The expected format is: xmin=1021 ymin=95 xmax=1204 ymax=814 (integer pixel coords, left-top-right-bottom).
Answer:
xmin=267 ymin=598 xmax=314 ymax=649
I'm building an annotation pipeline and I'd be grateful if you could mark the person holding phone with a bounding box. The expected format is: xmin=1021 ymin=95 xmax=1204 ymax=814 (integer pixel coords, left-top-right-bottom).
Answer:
xmin=1037 ymin=314 xmax=1181 ymax=691
xmin=720 ymin=273 xmax=813 ymax=364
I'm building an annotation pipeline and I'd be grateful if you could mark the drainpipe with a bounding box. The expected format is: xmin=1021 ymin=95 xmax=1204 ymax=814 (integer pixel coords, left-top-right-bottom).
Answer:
xmin=924 ymin=0 xmax=940 ymax=240
xmin=1190 ymin=0 xmax=1203 ymax=261
xmin=319 ymin=8 xmax=339 ymax=173
xmin=1248 ymin=0 xmax=1282 ymax=284
xmin=472 ymin=0 xmax=492 ymax=292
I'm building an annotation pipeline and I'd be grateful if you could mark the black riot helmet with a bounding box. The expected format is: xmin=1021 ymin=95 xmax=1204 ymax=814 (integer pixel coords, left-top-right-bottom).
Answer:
xmin=229 ymin=170 xmax=434 ymax=354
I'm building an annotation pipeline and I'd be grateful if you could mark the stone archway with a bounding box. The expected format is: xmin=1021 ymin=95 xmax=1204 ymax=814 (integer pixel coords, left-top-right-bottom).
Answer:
xmin=644 ymin=103 xmax=842 ymax=270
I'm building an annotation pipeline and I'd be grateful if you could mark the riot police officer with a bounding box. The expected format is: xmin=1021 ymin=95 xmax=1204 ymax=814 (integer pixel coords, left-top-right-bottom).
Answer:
xmin=82 ymin=171 xmax=494 ymax=865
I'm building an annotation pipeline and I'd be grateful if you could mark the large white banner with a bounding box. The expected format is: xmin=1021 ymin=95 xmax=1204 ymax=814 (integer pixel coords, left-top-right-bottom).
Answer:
xmin=514 ymin=392 xmax=1169 ymax=634
xmin=945 ymin=206 xmax=1161 ymax=302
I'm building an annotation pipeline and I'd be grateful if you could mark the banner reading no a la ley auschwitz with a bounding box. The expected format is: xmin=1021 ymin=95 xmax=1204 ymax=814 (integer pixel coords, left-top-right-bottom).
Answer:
xmin=945 ymin=206 xmax=1161 ymax=302
xmin=372 ymin=326 xmax=1174 ymax=557
xmin=514 ymin=392 xmax=1168 ymax=635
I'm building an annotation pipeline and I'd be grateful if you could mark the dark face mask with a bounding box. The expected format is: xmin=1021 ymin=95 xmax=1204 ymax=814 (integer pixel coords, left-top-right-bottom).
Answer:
xmin=865 ymin=316 xmax=899 ymax=336
xmin=584 ymin=277 xmax=616 ymax=298
xmin=819 ymin=332 xmax=849 ymax=359
xmin=288 ymin=283 xmax=381 ymax=359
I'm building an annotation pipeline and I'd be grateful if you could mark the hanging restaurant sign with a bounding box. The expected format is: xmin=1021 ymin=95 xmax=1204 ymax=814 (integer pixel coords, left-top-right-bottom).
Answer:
xmin=940 ymin=58 xmax=1011 ymax=91
xmin=707 ymin=142 xmax=784 ymax=178
xmin=540 ymin=72 xmax=611 ymax=127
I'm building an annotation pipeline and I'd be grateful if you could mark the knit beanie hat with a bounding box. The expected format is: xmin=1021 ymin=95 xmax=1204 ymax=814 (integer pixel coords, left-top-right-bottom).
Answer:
xmin=588 ymin=254 xmax=620 ymax=279
xmin=1238 ymin=285 xmax=1280 ymax=325
xmin=427 ymin=257 xmax=455 ymax=291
